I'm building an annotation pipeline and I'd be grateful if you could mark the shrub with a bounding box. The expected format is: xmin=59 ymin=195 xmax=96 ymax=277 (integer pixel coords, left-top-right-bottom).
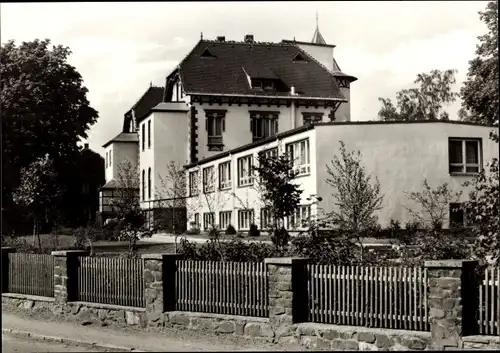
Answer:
xmin=225 ymin=224 xmax=237 ymax=235
xmin=186 ymin=228 xmax=201 ymax=235
xmin=248 ymin=224 xmax=260 ymax=237
xmin=271 ymin=227 xmax=290 ymax=248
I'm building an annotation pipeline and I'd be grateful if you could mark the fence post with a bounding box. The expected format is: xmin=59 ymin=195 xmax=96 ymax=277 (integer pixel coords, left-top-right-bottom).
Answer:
xmin=51 ymin=250 xmax=89 ymax=306
xmin=265 ymin=257 xmax=309 ymax=339
xmin=1 ymin=247 xmax=16 ymax=293
xmin=142 ymin=253 xmax=182 ymax=326
xmin=425 ymin=259 xmax=479 ymax=350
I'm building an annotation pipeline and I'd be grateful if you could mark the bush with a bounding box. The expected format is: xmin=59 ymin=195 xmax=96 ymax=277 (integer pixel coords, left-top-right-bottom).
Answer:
xmin=226 ymin=224 xmax=237 ymax=235
xmin=186 ymin=228 xmax=201 ymax=235
xmin=248 ymin=224 xmax=260 ymax=237
xmin=271 ymin=227 xmax=290 ymax=247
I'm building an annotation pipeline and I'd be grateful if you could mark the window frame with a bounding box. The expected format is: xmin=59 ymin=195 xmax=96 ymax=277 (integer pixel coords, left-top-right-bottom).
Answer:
xmin=189 ymin=171 xmax=199 ymax=196
xmin=286 ymin=138 xmax=311 ymax=177
xmin=260 ymin=207 xmax=274 ymax=230
xmin=202 ymin=166 xmax=215 ymax=194
xmin=147 ymin=120 xmax=151 ymax=149
xmin=250 ymin=111 xmax=279 ymax=142
xmin=237 ymin=155 xmax=254 ymax=187
xmin=141 ymin=123 xmax=145 ymax=151
xmin=193 ymin=213 xmax=200 ymax=229
xmin=302 ymin=112 xmax=323 ymax=127
xmin=238 ymin=209 xmax=254 ymax=230
xmin=219 ymin=211 xmax=232 ymax=230
xmin=288 ymin=205 xmax=312 ymax=230
xmin=141 ymin=169 xmax=146 ymax=201
xmin=218 ymin=161 xmax=232 ymax=190
xmin=205 ymin=110 xmax=226 ymax=149
xmin=449 ymin=202 xmax=468 ymax=228
xmin=147 ymin=167 xmax=152 ymax=200
xmin=203 ymin=212 xmax=215 ymax=231
xmin=448 ymin=138 xmax=482 ymax=175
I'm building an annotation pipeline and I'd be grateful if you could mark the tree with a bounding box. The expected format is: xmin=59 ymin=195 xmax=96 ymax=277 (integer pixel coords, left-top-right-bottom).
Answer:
xmin=460 ymin=1 xmax=498 ymax=126
xmin=155 ymin=161 xmax=188 ymax=252
xmin=1 ymin=39 xmax=98 ymax=228
xmin=110 ymin=160 xmax=151 ymax=255
xmin=405 ymin=179 xmax=462 ymax=230
xmin=324 ymin=141 xmax=384 ymax=261
xmin=12 ymin=154 xmax=61 ymax=249
xmin=378 ymin=69 xmax=459 ymax=121
xmin=463 ymin=148 xmax=499 ymax=265
xmin=253 ymin=151 xmax=303 ymax=248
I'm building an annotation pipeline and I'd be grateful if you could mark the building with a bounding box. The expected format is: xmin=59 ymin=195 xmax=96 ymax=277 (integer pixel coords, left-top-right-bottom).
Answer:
xmin=100 ymin=23 xmax=356 ymax=230
xmin=184 ymin=121 xmax=498 ymax=232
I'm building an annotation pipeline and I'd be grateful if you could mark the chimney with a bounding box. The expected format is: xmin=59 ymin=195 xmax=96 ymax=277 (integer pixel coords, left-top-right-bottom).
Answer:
xmin=216 ymin=36 xmax=226 ymax=42
xmin=244 ymin=34 xmax=254 ymax=43
xmin=290 ymin=86 xmax=296 ymax=95
xmin=84 ymin=143 xmax=89 ymax=150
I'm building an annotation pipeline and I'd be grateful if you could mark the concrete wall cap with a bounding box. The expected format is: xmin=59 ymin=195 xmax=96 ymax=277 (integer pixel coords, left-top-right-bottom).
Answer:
xmin=141 ymin=253 xmax=183 ymax=260
xmin=424 ymin=259 xmax=478 ymax=268
xmin=1 ymin=247 xmax=17 ymax=252
xmin=264 ymin=257 xmax=309 ymax=265
xmin=50 ymin=250 xmax=89 ymax=256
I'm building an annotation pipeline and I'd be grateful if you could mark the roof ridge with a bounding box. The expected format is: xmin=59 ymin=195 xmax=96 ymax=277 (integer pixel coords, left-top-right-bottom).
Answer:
xmin=201 ymin=39 xmax=294 ymax=47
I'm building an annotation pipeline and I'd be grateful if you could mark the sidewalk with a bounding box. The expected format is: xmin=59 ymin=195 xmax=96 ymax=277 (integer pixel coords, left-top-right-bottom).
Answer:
xmin=1 ymin=312 xmax=283 ymax=351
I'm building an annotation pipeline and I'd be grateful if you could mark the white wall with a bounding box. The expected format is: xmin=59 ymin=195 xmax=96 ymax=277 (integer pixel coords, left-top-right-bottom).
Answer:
xmin=314 ymin=123 xmax=499 ymax=228
xmin=105 ymin=142 xmax=138 ymax=182
xmin=185 ymin=129 xmax=318 ymax=231
xmin=193 ymin=102 xmax=336 ymax=161
xmin=296 ymin=44 xmax=334 ymax=72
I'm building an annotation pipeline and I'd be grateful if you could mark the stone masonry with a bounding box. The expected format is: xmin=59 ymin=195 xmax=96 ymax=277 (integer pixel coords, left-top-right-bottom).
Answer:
xmin=425 ymin=259 xmax=478 ymax=350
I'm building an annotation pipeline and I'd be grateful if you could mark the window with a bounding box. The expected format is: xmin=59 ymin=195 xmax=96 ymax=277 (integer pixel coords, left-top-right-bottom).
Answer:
xmin=194 ymin=213 xmax=200 ymax=229
xmin=219 ymin=211 xmax=232 ymax=230
xmin=250 ymin=111 xmax=279 ymax=142
xmin=449 ymin=203 xmax=467 ymax=228
xmin=109 ymin=151 xmax=112 ymax=167
xmin=287 ymin=139 xmax=310 ymax=176
xmin=218 ymin=162 xmax=232 ymax=190
xmin=141 ymin=124 xmax=145 ymax=151
xmin=105 ymin=152 xmax=108 ymax=168
xmin=260 ymin=208 xmax=274 ymax=230
xmin=237 ymin=155 xmax=253 ymax=187
xmin=189 ymin=171 xmax=199 ymax=196
xmin=205 ymin=110 xmax=226 ymax=150
xmin=449 ymin=138 xmax=481 ymax=174
xmin=260 ymin=147 xmax=278 ymax=161
xmin=288 ymin=205 xmax=311 ymax=229
xmin=238 ymin=209 xmax=254 ymax=230
xmin=302 ymin=112 xmax=323 ymax=127
xmin=203 ymin=212 xmax=215 ymax=230
xmin=203 ymin=166 xmax=215 ymax=193
xmin=148 ymin=168 xmax=152 ymax=200
xmin=141 ymin=169 xmax=146 ymax=201
xmin=147 ymin=120 xmax=151 ymax=149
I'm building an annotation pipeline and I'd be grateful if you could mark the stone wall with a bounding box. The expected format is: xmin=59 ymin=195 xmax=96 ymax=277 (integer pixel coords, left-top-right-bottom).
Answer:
xmin=463 ymin=335 xmax=500 ymax=350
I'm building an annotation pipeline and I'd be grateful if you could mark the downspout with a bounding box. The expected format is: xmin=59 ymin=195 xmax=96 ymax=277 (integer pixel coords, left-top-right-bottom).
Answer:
xmin=290 ymin=86 xmax=296 ymax=129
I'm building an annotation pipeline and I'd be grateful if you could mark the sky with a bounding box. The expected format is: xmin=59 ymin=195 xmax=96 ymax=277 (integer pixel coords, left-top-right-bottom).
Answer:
xmin=1 ymin=1 xmax=490 ymax=156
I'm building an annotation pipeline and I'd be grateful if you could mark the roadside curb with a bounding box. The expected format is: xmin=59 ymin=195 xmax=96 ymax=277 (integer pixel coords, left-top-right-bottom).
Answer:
xmin=2 ymin=328 xmax=148 ymax=352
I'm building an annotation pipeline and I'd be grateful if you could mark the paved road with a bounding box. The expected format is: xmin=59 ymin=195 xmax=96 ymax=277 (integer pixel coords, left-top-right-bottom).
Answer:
xmin=1 ymin=334 xmax=106 ymax=353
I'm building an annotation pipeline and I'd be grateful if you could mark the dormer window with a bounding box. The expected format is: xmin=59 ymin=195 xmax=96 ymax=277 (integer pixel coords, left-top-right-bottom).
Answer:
xmin=251 ymin=79 xmax=275 ymax=91
xmin=292 ymin=52 xmax=308 ymax=63
xmin=200 ymin=47 xmax=217 ymax=59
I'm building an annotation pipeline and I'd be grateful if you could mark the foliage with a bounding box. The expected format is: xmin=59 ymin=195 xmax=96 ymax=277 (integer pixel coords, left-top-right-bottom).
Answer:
xmin=395 ymin=229 xmax=471 ymax=266
xmin=248 ymin=224 xmax=260 ymax=237
xmin=12 ymin=155 xmax=62 ymax=249
xmin=405 ymin=179 xmax=462 ymax=230
xmin=1 ymin=39 xmax=99 ymax=224
xmin=378 ymin=69 xmax=459 ymax=121
xmin=178 ymin=237 xmax=279 ymax=262
xmin=186 ymin=228 xmax=201 ymax=235
xmin=110 ymin=161 xmax=152 ymax=255
xmin=462 ymin=155 xmax=499 ymax=265
xmin=323 ymin=141 xmax=383 ymax=261
xmin=225 ymin=224 xmax=237 ymax=235
xmin=460 ymin=1 xmax=498 ymax=126
xmin=254 ymin=151 xmax=302 ymax=248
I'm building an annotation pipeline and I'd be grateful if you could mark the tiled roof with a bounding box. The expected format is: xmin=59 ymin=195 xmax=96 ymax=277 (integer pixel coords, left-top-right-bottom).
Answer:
xmin=102 ymin=132 xmax=138 ymax=148
xmin=179 ymin=40 xmax=345 ymax=100
xmin=101 ymin=179 xmax=119 ymax=190
xmin=131 ymin=86 xmax=165 ymax=121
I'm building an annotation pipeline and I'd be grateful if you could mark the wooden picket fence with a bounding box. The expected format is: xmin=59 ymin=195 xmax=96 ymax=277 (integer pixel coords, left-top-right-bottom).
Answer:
xmin=175 ymin=261 xmax=268 ymax=318
xmin=77 ymin=256 xmax=145 ymax=308
xmin=478 ymin=267 xmax=499 ymax=336
xmin=7 ymin=253 xmax=54 ymax=297
xmin=307 ymin=265 xmax=429 ymax=331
